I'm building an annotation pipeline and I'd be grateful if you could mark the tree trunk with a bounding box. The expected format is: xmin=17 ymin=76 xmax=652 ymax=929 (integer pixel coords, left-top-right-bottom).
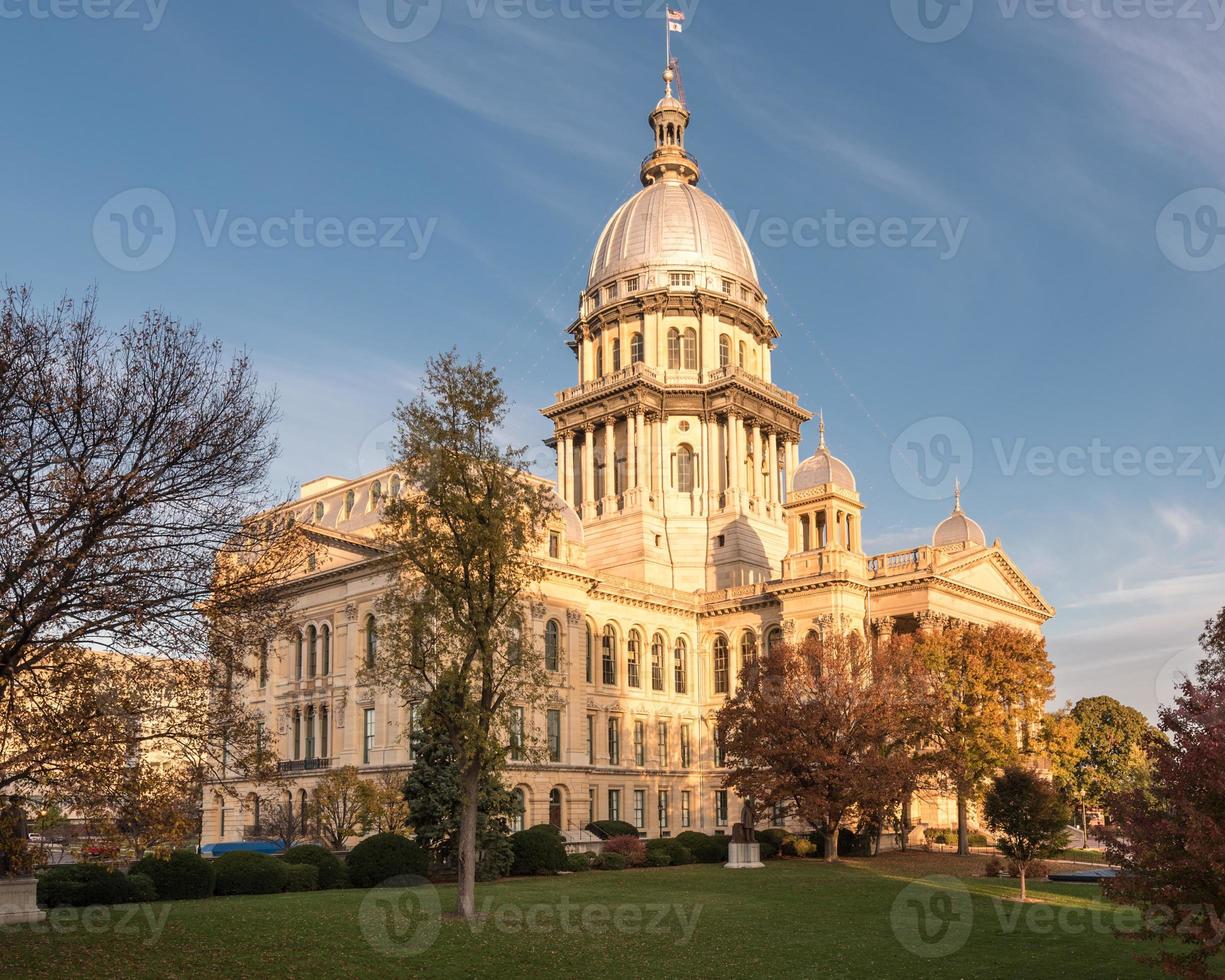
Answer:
xmin=825 ymin=829 xmax=838 ymax=863
xmin=1019 ymin=865 xmax=1027 ymax=902
xmin=456 ymin=763 xmax=480 ymax=921
xmin=900 ymin=791 xmax=912 ymax=852
xmin=956 ymin=792 xmax=969 ymax=856
xmin=1081 ymin=800 xmax=1088 ymax=849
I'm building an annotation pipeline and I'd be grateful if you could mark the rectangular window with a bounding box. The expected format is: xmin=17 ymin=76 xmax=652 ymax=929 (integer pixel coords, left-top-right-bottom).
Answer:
xmin=657 ymin=722 xmax=668 ymax=766
xmin=547 ymin=709 xmax=562 ymax=763
xmin=219 ymin=806 xmax=226 ymax=838
xmin=722 ymin=277 xmax=733 ymax=294
xmin=293 ymin=712 xmax=302 ymax=761
xmin=658 ymin=790 xmax=669 ymax=830
xmin=549 ymin=532 xmax=560 ymax=559
xmin=602 ymin=632 xmax=616 ymax=685
xmin=713 ymin=727 xmax=726 ymax=768
xmin=634 ymin=789 xmax=646 ymax=830
xmin=715 ymin=790 xmax=728 ymax=826
xmin=626 ymin=276 xmax=640 ymax=292
xmin=680 ymin=725 xmax=691 ymax=768
xmin=741 ymin=286 xmax=752 ymax=302
xmin=587 ymin=715 xmax=595 ymax=765
xmin=258 ymin=642 xmax=268 ymax=688
xmin=363 ymin=708 xmax=375 ymax=765
xmin=589 ymin=787 xmax=596 ymax=824
xmin=607 ymin=282 xmax=619 ymax=301
xmin=627 ymin=638 xmax=640 ymax=688
xmin=320 ymin=712 xmax=329 ymax=759
xmin=510 ymin=706 xmax=525 ymax=761
xmin=608 ymin=789 xmax=621 ymax=823
xmin=681 ymin=790 xmax=691 ymax=828
xmin=608 ymin=717 xmax=620 ymax=765
xmin=634 ymin=720 xmax=645 ymax=767
xmin=772 ymin=803 xmax=785 ymax=827
xmin=670 ymin=271 xmax=694 ymax=288
xmin=586 ymin=627 xmax=593 ymax=684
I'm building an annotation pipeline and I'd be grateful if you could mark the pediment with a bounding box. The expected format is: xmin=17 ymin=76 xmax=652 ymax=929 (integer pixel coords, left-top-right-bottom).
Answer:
xmin=937 ymin=549 xmax=1055 ymax=619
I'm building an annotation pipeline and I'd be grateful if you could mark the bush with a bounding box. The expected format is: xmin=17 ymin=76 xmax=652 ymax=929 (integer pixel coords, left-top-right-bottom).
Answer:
xmin=347 ymin=833 xmax=430 ymax=889
xmin=984 ymin=856 xmax=1005 ymax=877
xmin=510 ymin=827 xmax=568 ymax=876
xmin=1009 ymin=859 xmax=1050 ymax=881
xmin=284 ymin=863 xmax=319 ymax=892
xmin=602 ymin=835 xmax=646 ymax=867
xmin=125 ymin=872 xmax=157 ymax=903
xmin=756 ymin=828 xmax=787 ymax=849
xmin=758 ymin=841 xmax=778 ymax=860
xmin=838 ymin=828 xmax=875 ymax=857
xmin=599 ymin=852 xmax=627 ymax=871
xmin=129 ymin=849 xmax=216 ymax=901
xmin=528 ymin=823 xmax=563 ymax=837
xmin=586 ymin=820 xmax=639 ymax=840
xmin=674 ymin=831 xmax=727 ymax=864
xmin=213 ymin=852 xmax=291 ymax=896
xmin=283 ymin=844 xmax=346 ymax=890
xmin=646 ymin=838 xmax=694 ymax=866
xmin=566 ymin=852 xmax=594 ymax=873
xmin=37 ymin=864 xmax=145 ymax=908
xmin=781 ymin=835 xmax=817 ymax=858
xmin=645 ymin=849 xmax=672 ymax=867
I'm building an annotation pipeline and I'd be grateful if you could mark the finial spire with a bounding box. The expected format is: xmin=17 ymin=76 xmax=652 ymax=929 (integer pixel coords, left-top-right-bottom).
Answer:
xmin=818 ymin=410 xmax=827 ymax=451
xmin=663 ymin=66 xmax=674 ymax=100
xmin=953 ymin=479 xmax=962 ymax=513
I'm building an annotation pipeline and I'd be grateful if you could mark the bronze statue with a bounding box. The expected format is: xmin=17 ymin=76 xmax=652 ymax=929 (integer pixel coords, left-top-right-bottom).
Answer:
xmin=731 ymin=799 xmax=757 ymax=844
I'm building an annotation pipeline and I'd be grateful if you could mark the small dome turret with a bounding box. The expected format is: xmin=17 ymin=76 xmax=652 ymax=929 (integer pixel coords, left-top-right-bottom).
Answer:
xmin=792 ymin=415 xmax=857 ymax=493
xmin=933 ymin=481 xmax=987 ymax=548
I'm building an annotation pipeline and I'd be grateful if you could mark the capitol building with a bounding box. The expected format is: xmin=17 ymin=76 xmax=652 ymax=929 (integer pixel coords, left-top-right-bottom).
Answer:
xmin=203 ymin=69 xmax=1054 ymax=847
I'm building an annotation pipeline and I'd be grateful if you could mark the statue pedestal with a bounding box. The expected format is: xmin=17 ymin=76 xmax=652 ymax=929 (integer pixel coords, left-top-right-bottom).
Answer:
xmin=724 ymin=842 xmax=764 ymax=869
xmin=0 ymin=878 xmax=45 ymax=925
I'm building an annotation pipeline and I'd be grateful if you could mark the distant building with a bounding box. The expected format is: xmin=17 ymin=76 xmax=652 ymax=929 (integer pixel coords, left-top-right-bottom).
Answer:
xmin=203 ymin=66 xmax=1053 ymax=847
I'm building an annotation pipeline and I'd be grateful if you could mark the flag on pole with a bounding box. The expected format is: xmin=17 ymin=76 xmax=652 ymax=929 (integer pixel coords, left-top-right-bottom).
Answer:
xmin=667 ymin=7 xmax=684 ymax=32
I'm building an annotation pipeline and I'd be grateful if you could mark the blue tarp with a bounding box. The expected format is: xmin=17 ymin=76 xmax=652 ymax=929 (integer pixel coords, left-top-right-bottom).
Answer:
xmin=1048 ymin=868 xmax=1118 ymax=883
xmin=199 ymin=840 xmax=282 ymax=857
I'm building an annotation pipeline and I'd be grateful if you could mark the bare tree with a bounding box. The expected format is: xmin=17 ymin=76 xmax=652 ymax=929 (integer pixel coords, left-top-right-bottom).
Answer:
xmin=313 ymin=766 xmax=370 ymax=850
xmin=0 ymin=287 xmax=305 ymax=812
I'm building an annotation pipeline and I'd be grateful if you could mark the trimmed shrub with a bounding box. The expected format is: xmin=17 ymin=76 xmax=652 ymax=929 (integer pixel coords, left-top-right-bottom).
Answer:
xmin=984 ymin=856 xmax=1005 ymax=878
xmin=129 ymin=849 xmax=216 ymax=901
xmin=646 ymin=838 xmax=694 ymax=867
xmin=781 ymin=835 xmax=818 ymax=858
xmin=586 ymin=820 xmax=639 ymax=840
xmin=758 ymin=841 xmax=778 ymax=861
xmin=756 ymin=828 xmax=787 ymax=849
xmin=566 ymin=852 xmax=594 ymax=873
xmin=599 ymin=852 xmax=627 ymax=871
xmin=645 ymin=849 xmax=672 ymax=867
xmin=283 ymin=844 xmax=346 ymax=890
xmin=347 ymin=833 xmax=430 ymax=889
xmin=602 ymin=835 xmax=646 ymax=867
xmin=284 ymin=863 xmax=319 ymax=892
xmin=838 ymin=828 xmax=875 ymax=857
xmin=37 ymin=864 xmax=144 ymax=908
xmin=528 ymin=823 xmax=563 ymax=837
xmin=674 ymin=831 xmax=728 ymax=864
xmin=213 ymin=851 xmax=291 ymax=896
xmin=510 ymin=827 xmax=568 ymax=876
xmin=126 ymin=873 xmax=157 ymax=903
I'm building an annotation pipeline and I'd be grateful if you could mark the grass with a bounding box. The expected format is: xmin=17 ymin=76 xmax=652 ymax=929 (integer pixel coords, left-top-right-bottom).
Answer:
xmin=0 ymin=854 xmax=1197 ymax=979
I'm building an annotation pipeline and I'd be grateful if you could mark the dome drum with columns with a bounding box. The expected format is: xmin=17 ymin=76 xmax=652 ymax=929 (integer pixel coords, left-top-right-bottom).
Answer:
xmin=200 ymin=59 xmax=1055 ymax=853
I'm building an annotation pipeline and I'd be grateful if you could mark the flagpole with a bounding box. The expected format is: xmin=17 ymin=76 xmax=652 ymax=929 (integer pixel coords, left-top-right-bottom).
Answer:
xmin=665 ymin=9 xmax=670 ymax=70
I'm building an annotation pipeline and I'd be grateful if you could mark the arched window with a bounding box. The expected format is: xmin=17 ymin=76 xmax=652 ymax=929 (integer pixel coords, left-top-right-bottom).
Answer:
xmin=651 ymin=634 xmax=665 ymax=691
xmin=321 ymin=624 xmax=331 ymax=675
xmin=630 ymin=332 xmax=643 ymax=364
xmin=674 ymin=638 xmax=688 ymax=694
xmin=511 ymin=789 xmax=526 ymax=833
xmin=667 ymin=328 xmax=681 ymax=369
xmin=292 ymin=709 xmax=301 ymax=760
xmin=258 ymin=640 xmax=269 ymax=688
xmin=343 ymin=490 xmax=355 ymax=520
xmin=676 ymin=444 xmax=695 ymax=493
xmin=738 ymin=340 xmax=747 ymax=368
xmin=320 ymin=707 xmax=329 ymax=758
xmin=719 ymin=335 xmax=730 ymax=367
xmin=740 ymin=631 xmax=757 ymax=669
xmin=305 ymin=706 xmax=316 ymax=760
xmin=585 ymin=623 xmax=593 ymax=684
xmin=365 ymin=615 xmax=377 ymax=669
xmin=549 ymin=788 xmax=563 ymax=828
xmin=682 ymin=329 xmax=698 ymax=370
xmin=297 ymin=788 xmax=309 ymax=835
xmin=713 ymin=636 xmax=730 ymax=694
xmin=307 ymin=626 xmax=317 ymax=677
xmin=601 ymin=625 xmax=617 ymax=685
xmin=767 ymin=626 xmax=784 ymax=656
xmin=294 ymin=632 xmax=303 ymax=679
xmin=370 ymin=480 xmax=382 ymax=508
xmin=390 ymin=476 xmax=402 ymax=499
xmin=611 ymin=338 xmax=621 ymax=372
xmin=313 ymin=501 xmax=324 ymax=522
xmin=545 ymin=619 xmax=561 ymax=672
xmin=627 ymin=630 xmax=641 ymax=688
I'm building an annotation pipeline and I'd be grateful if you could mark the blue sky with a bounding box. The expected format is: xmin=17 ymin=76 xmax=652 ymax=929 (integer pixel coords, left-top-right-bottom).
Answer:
xmin=3 ymin=0 xmax=1224 ymax=719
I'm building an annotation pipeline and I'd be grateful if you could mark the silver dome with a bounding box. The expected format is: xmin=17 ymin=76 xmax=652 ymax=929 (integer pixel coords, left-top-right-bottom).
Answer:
xmin=933 ymin=485 xmax=986 ymax=548
xmin=588 ymin=179 xmax=758 ymax=289
xmin=792 ymin=448 xmax=857 ymax=493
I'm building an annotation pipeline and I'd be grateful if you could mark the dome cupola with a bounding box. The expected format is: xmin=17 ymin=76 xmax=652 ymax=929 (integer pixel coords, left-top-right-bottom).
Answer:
xmin=641 ymin=67 xmax=700 ymax=187
xmin=792 ymin=414 xmax=857 ymax=493
xmin=933 ymin=481 xmax=987 ymax=548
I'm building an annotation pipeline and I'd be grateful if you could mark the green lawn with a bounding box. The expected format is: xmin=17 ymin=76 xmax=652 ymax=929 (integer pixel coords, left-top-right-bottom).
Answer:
xmin=0 ymin=855 xmax=1189 ymax=979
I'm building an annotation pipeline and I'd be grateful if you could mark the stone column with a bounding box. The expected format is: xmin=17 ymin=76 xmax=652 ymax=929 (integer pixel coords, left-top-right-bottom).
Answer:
xmin=768 ymin=430 xmax=779 ymax=508
xmin=580 ymin=331 xmax=593 ymax=383
xmin=751 ymin=423 xmax=762 ymax=501
xmin=726 ymin=414 xmax=740 ymax=494
xmin=627 ymin=413 xmax=637 ymax=491
xmin=603 ymin=419 xmax=616 ymax=499
xmin=652 ymin=414 xmax=664 ymax=494
xmin=582 ymin=424 xmax=596 ymax=515
xmin=561 ymin=432 xmax=575 ymax=506
xmin=555 ymin=439 xmax=565 ymax=501
xmin=635 ymin=409 xmax=647 ymax=490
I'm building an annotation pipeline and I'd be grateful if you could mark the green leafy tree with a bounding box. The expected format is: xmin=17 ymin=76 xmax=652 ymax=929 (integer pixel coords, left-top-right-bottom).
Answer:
xmin=402 ymin=676 xmax=518 ymax=881
xmin=917 ymin=621 xmax=1055 ymax=855
xmin=1067 ymin=695 xmax=1155 ymax=835
xmin=1041 ymin=706 xmax=1089 ymax=845
xmin=983 ymin=767 xmax=1070 ymax=902
xmin=373 ymin=351 xmax=554 ymax=919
